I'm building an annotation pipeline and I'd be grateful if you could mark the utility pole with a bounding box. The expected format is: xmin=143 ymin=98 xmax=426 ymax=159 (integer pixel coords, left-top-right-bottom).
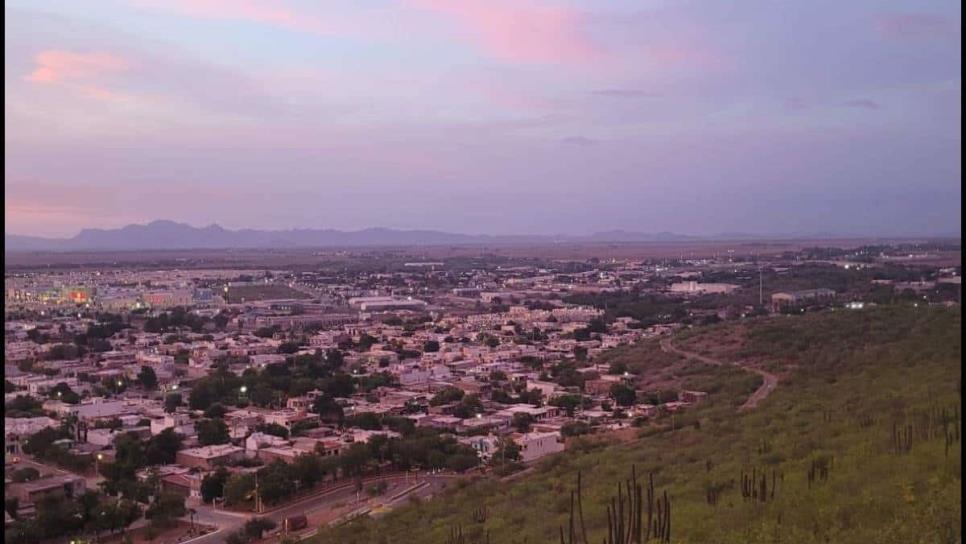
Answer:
xmin=254 ymin=471 xmax=262 ymax=513
xmin=759 ymin=265 xmax=763 ymax=307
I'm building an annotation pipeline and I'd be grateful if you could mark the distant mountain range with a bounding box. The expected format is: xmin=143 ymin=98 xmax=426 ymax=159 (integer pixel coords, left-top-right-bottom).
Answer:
xmin=1 ymin=220 xmax=944 ymax=252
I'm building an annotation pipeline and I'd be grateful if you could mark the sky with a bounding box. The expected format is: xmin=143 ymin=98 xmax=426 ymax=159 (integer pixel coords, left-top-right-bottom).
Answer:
xmin=4 ymin=0 xmax=962 ymax=238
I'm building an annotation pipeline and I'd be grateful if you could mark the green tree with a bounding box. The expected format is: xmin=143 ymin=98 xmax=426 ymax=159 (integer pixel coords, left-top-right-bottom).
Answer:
xmin=512 ymin=412 xmax=534 ymax=433
xmin=223 ymin=473 xmax=255 ymax=506
xmin=430 ymin=386 xmax=465 ymax=406
xmin=492 ymin=437 xmax=521 ymax=463
xmin=610 ymin=383 xmax=637 ymax=407
xmin=312 ymin=395 xmax=345 ymax=425
xmin=255 ymin=423 xmax=289 ymax=439
xmin=204 ymin=403 xmax=228 ymax=419
xmin=137 ymin=366 xmax=158 ymax=390
xmin=145 ymin=492 xmax=186 ymax=528
xmin=10 ymin=467 xmax=40 ymax=483
xmin=549 ymin=394 xmax=583 ymax=417
xmin=293 ymin=453 xmax=324 ymax=488
xmin=256 ymin=460 xmax=295 ymax=505
xmin=201 ymin=467 xmax=230 ymax=503
xmin=164 ymin=393 xmax=182 ymax=413
xmin=195 ymin=418 xmax=230 ymax=446
xmin=145 ymin=428 xmax=183 ymax=465
xmin=339 ymin=442 xmax=372 ymax=477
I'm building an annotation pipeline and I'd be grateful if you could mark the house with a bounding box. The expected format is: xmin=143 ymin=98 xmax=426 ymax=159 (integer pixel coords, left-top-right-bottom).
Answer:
xmin=458 ymin=434 xmax=500 ymax=461
xmin=257 ymin=446 xmax=303 ymax=464
xmin=160 ymin=471 xmax=204 ymax=500
xmin=264 ymin=409 xmax=314 ymax=431
xmin=513 ymin=431 xmax=565 ymax=463
xmin=495 ymin=404 xmax=559 ymax=422
xmin=175 ymin=444 xmax=244 ymax=470
xmin=771 ymin=289 xmax=835 ymax=311
xmin=8 ymin=474 xmax=86 ymax=505
xmin=679 ymin=390 xmax=708 ymax=404
xmin=245 ymin=431 xmax=289 ymax=454
xmin=150 ymin=413 xmax=193 ymax=436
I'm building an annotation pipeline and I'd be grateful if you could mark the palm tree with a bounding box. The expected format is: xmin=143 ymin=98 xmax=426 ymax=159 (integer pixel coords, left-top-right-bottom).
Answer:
xmin=61 ymin=412 xmax=80 ymax=441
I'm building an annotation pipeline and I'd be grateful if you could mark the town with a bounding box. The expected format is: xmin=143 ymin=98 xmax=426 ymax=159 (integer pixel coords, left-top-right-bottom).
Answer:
xmin=4 ymin=241 xmax=960 ymax=544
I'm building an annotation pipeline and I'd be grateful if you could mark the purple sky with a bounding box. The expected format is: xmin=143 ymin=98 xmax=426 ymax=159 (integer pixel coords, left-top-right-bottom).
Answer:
xmin=5 ymin=0 xmax=961 ymax=237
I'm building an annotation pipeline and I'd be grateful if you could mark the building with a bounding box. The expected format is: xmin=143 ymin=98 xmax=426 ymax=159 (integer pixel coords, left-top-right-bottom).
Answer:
xmin=348 ymin=296 xmax=428 ymax=312
xmin=175 ymin=444 xmax=244 ymax=470
xmin=669 ymin=282 xmax=739 ymax=295
xmin=513 ymin=431 xmax=565 ymax=463
xmin=770 ymin=288 xmax=836 ymax=311
xmin=8 ymin=474 xmax=86 ymax=505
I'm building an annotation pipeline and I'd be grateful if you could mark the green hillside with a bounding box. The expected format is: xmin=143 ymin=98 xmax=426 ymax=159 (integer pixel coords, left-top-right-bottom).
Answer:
xmin=314 ymin=306 xmax=962 ymax=544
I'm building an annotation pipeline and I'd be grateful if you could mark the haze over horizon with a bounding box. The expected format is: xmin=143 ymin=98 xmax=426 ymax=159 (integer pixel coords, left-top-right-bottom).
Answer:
xmin=4 ymin=218 xmax=962 ymax=242
xmin=5 ymin=0 xmax=962 ymax=238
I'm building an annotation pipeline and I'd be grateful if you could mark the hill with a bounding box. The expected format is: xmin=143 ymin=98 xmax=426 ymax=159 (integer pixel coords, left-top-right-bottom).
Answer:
xmin=4 ymin=220 xmax=880 ymax=252
xmin=313 ymin=305 xmax=962 ymax=544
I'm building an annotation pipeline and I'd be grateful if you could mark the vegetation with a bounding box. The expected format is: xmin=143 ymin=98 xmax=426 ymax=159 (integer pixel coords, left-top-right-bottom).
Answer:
xmin=313 ymin=306 xmax=961 ymax=544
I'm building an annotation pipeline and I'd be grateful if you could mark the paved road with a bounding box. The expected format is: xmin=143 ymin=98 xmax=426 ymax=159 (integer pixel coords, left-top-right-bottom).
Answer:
xmin=660 ymin=336 xmax=778 ymax=411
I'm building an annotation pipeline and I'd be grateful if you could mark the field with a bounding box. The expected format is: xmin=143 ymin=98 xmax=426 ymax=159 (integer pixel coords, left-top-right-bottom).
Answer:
xmin=7 ymin=238 xmax=955 ymax=270
xmin=313 ymin=305 xmax=962 ymax=544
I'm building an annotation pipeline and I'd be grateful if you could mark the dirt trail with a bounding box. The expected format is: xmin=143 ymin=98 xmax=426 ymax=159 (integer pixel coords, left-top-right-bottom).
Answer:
xmin=659 ymin=336 xmax=778 ymax=411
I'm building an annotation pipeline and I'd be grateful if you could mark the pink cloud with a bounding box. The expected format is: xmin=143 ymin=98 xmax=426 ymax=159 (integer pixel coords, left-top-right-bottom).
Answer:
xmin=132 ymin=0 xmax=344 ymax=35
xmin=24 ymin=51 xmax=131 ymax=103
xmin=410 ymin=0 xmax=601 ymax=65
xmin=25 ymin=50 xmax=129 ymax=84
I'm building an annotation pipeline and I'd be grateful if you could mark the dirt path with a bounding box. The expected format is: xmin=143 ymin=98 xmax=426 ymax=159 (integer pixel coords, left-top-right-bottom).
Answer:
xmin=659 ymin=336 xmax=778 ymax=411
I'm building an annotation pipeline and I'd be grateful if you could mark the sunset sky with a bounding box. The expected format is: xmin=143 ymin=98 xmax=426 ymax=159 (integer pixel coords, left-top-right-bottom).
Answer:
xmin=5 ymin=0 xmax=961 ymax=238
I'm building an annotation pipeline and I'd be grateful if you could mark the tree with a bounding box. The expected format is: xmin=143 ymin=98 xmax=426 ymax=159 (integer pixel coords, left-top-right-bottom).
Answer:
xmin=445 ymin=451 xmax=480 ymax=472
xmin=145 ymin=428 xmax=183 ymax=465
xmin=549 ymin=394 xmax=583 ymax=417
xmin=322 ymin=373 xmax=355 ymax=398
xmin=562 ymin=421 xmax=592 ymax=437
xmin=137 ymin=366 xmax=158 ymax=390
xmin=610 ymin=383 xmax=637 ymax=407
xmin=201 ymin=467 xmax=230 ymax=503
xmin=278 ymin=341 xmax=301 ymax=354
xmin=48 ymin=382 xmax=81 ymax=404
xmin=256 ymin=423 xmax=289 ymax=439
xmin=608 ymin=361 xmax=628 ymax=375
xmin=293 ymin=453 xmax=323 ymax=488
xmin=423 ymin=340 xmax=440 ymax=352
xmin=452 ymin=394 xmax=483 ymax=419
xmin=145 ymin=492 xmax=186 ymax=527
xmin=204 ymin=403 xmax=228 ymax=419
xmin=195 ymin=418 xmax=230 ymax=446
xmin=357 ymin=334 xmax=378 ymax=351
xmin=339 ymin=442 xmax=372 ymax=477
xmin=223 ymin=473 xmax=255 ymax=506
xmin=492 ymin=437 xmax=521 ymax=463
xmin=430 ymin=386 xmax=465 ymax=406
xmin=512 ymin=412 xmax=534 ymax=433
xmin=257 ymin=460 xmax=295 ymax=505
xmin=312 ymin=395 xmax=344 ymax=425
xmin=164 ymin=393 xmax=182 ymax=413
xmin=10 ymin=467 xmax=40 ymax=483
